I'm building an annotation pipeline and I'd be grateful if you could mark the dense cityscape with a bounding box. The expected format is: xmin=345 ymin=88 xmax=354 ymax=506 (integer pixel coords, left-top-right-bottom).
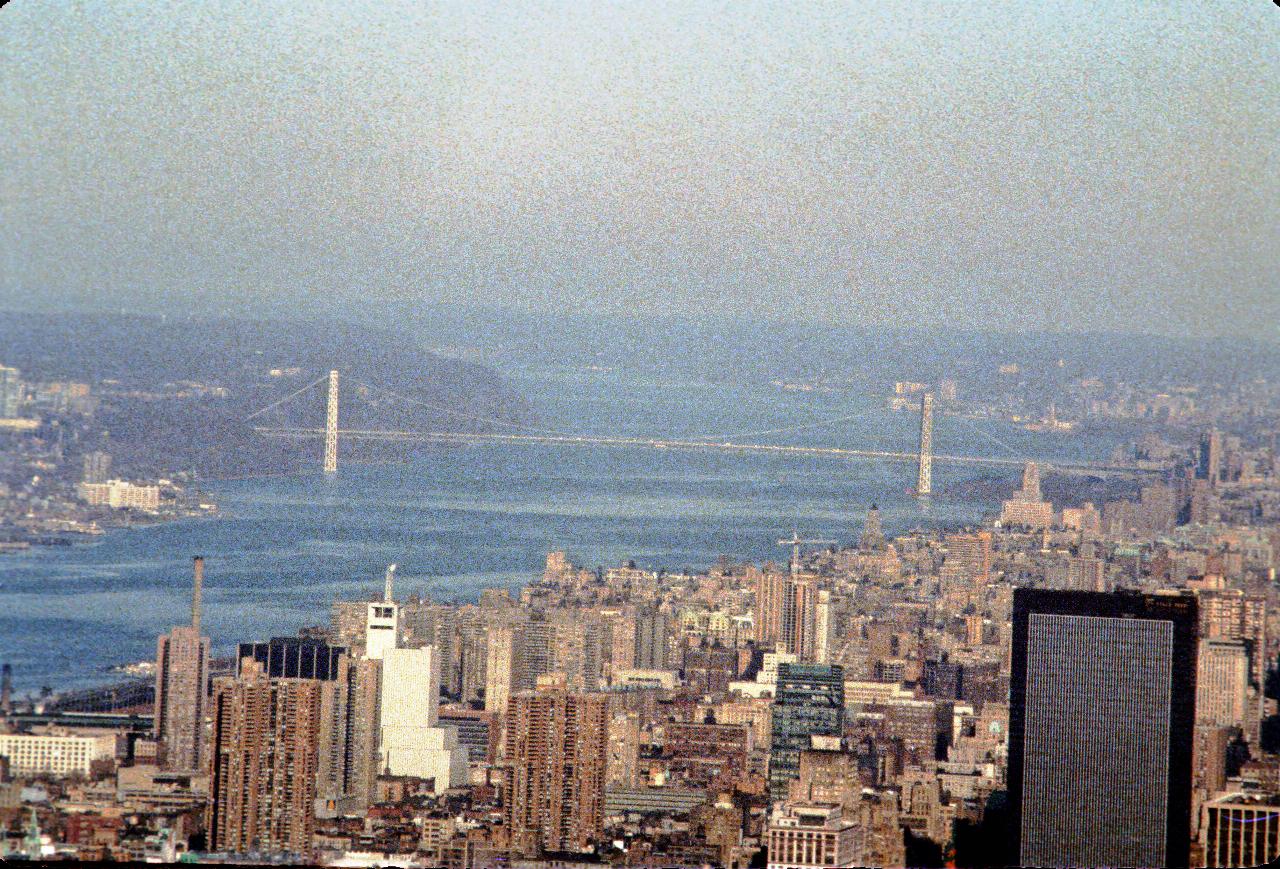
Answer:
xmin=4 ymin=2 xmax=1278 ymax=867
xmin=2 ymin=348 xmax=1280 ymax=868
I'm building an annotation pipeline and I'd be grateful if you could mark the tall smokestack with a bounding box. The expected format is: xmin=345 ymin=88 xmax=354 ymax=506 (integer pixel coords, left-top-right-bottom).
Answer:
xmin=1 ymin=663 xmax=11 ymax=716
xmin=192 ymin=556 xmax=204 ymax=634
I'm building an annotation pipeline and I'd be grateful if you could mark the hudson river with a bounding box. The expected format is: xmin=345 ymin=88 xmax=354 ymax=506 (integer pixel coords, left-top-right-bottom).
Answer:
xmin=0 ymin=364 xmax=1120 ymax=694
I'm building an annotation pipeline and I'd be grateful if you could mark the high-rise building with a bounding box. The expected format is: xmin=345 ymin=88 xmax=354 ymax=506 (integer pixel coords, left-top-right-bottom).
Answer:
xmin=207 ymin=658 xmax=323 ymax=855
xmin=1199 ymin=429 xmax=1223 ymax=485
xmin=1139 ymin=485 xmax=1177 ymax=532
xmin=634 ymin=609 xmax=669 ymax=670
xmin=330 ymin=599 xmax=369 ymax=655
xmin=814 ymin=590 xmax=834 ymax=664
xmin=516 ymin=619 xmax=556 ymax=692
xmin=154 ymin=557 xmax=210 ymax=772
xmin=364 ymin=566 xmax=399 ymax=660
xmin=504 ymin=682 xmax=609 ymax=856
xmin=1192 ymin=724 xmax=1232 ymax=811
xmin=768 ymin=664 xmax=845 ymax=803
xmin=485 ymin=625 xmax=515 ymax=714
xmin=543 ymin=551 xmax=569 ymax=584
xmin=755 ymin=570 xmax=788 ymax=649
xmin=379 ymin=645 xmax=468 ymax=792
xmin=758 ymin=571 xmax=821 ymax=660
xmin=944 ymin=532 xmax=992 ymax=586
xmin=664 ymin=720 xmax=751 ymax=789
xmin=237 ymin=636 xmax=345 ymax=681
xmin=438 ymin=708 xmax=499 ymax=765
xmin=606 ymin=710 xmax=641 ymax=788
xmin=783 ymin=576 xmax=819 ymax=661
xmin=1000 ymin=463 xmax=1054 ymax=528
xmin=1196 ymin=640 xmax=1249 ymax=732
xmin=1008 ymin=589 xmax=1197 ymax=869
xmin=1198 ymin=590 xmax=1266 ymax=744
xmin=767 ymin=802 xmax=860 ymax=869
xmin=1060 ymin=502 xmax=1103 ymax=535
xmin=921 ymin=656 xmax=962 ymax=700
xmin=683 ymin=642 xmax=738 ymax=695
xmin=859 ymin=504 xmax=885 ymax=551
xmin=1066 ymin=554 xmax=1105 ymax=592
xmin=315 ymin=653 xmax=381 ymax=812
xmin=0 ymin=366 xmax=22 ymax=418
xmin=350 ymin=566 xmax=469 ymax=792
xmin=1 ymin=663 xmax=11 ymax=716
xmin=458 ymin=618 xmax=492 ymax=704
xmin=1186 ymin=477 xmax=1217 ymax=525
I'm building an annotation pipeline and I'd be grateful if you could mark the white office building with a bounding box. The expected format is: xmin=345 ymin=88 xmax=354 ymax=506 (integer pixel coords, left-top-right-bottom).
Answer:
xmin=0 ymin=732 xmax=115 ymax=777
xmin=379 ymin=645 xmax=468 ymax=793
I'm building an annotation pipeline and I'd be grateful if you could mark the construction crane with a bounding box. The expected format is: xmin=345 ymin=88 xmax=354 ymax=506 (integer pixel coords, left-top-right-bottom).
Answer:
xmin=777 ymin=531 xmax=837 ymax=579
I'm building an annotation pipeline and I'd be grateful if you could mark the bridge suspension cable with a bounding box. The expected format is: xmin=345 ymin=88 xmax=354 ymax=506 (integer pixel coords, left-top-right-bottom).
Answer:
xmin=344 ymin=377 xmax=593 ymax=439
xmin=945 ymin=412 xmax=1031 ymax=463
xmin=353 ymin=376 xmax=889 ymax=446
xmin=242 ymin=370 xmax=1160 ymax=480
xmin=246 ymin=372 xmax=1005 ymax=456
xmin=242 ymin=374 xmax=330 ymax=422
xmin=694 ymin=409 xmax=876 ymax=443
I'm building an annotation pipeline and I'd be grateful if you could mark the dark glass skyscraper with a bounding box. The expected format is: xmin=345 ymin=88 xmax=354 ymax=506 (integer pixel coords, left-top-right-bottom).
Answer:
xmin=1008 ymin=589 xmax=1197 ymax=868
xmin=237 ymin=636 xmax=346 ymax=681
xmin=768 ymin=663 xmax=844 ymax=803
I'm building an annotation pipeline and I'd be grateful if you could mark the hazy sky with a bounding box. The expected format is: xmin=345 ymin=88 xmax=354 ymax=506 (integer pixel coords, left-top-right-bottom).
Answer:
xmin=2 ymin=1 xmax=1277 ymax=336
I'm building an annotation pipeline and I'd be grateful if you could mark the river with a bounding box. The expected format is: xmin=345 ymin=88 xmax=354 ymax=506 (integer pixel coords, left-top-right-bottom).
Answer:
xmin=0 ymin=363 xmax=1120 ymax=695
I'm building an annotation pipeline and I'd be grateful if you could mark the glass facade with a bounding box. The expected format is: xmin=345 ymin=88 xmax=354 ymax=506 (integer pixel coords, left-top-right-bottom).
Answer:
xmin=768 ymin=663 xmax=845 ymax=803
xmin=1008 ymin=589 xmax=1197 ymax=869
xmin=237 ymin=637 xmax=347 ymax=681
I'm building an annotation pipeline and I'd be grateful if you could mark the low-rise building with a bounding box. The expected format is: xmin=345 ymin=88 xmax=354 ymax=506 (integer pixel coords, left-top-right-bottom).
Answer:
xmin=766 ymin=802 xmax=859 ymax=869
xmin=1200 ymin=792 xmax=1280 ymax=868
xmin=0 ymin=732 xmax=115 ymax=777
xmin=76 ymin=479 xmax=160 ymax=512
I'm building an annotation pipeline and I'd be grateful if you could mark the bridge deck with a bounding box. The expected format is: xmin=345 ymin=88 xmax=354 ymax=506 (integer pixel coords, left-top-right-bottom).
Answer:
xmin=252 ymin=426 xmax=1160 ymax=476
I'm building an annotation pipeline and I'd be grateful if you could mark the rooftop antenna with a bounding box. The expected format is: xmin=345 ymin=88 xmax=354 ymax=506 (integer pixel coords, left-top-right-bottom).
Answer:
xmin=777 ymin=532 xmax=836 ymax=580
xmin=384 ymin=564 xmax=397 ymax=603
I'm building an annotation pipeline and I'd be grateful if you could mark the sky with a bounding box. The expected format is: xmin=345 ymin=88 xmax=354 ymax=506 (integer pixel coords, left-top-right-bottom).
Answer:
xmin=2 ymin=1 xmax=1278 ymax=336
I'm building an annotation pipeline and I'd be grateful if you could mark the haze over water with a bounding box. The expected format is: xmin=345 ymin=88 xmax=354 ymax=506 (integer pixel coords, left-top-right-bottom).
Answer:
xmin=0 ymin=360 xmax=1126 ymax=696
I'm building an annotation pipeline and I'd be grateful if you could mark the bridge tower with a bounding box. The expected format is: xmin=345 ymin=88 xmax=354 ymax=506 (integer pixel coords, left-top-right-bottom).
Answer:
xmin=324 ymin=370 xmax=339 ymax=476
xmin=916 ymin=392 xmax=933 ymax=497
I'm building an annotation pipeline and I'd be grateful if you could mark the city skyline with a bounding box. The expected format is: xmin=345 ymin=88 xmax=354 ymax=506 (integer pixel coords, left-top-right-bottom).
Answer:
xmin=3 ymin=3 xmax=1280 ymax=866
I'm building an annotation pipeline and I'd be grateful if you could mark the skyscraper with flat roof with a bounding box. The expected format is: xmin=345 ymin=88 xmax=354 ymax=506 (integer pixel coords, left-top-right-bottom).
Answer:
xmin=379 ymin=644 xmax=468 ymax=792
xmin=768 ymin=663 xmax=845 ymax=803
xmin=236 ymin=636 xmax=345 ymax=681
xmin=755 ymin=569 xmax=788 ymax=650
xmin=1199 ymin=429 xmax=1223 ymax=485
xmin=1008 ymin=588 xmax=1197 ymax=868
xmin=315 ymin=653 xmax=380 ymax=812
xmin=634 ymin=608 xmax=669 ymax=670
xmin=504 ymin=682 xmax=609 ymax=856
xmin=944 ymin=531 xmax=992 ymax=585
xmin=207 ymin=658 xmax=323 ymax=855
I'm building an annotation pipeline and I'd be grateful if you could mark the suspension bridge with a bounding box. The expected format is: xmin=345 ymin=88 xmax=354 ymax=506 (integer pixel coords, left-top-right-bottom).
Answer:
xmin=245 ymin=371 xmax=1163 ymax=490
